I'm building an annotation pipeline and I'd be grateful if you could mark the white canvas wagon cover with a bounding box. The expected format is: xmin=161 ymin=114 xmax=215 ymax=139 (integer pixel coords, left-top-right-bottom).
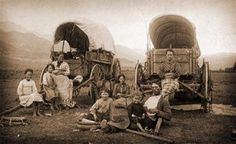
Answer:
xmin=53 ymin=19 xmax=115 ymax=54
xmin=149 ymin=15 xmax=201 ymax=58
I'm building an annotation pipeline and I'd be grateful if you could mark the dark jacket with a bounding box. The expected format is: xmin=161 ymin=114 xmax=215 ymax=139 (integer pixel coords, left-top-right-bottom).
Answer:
xmin=144 ymin=96 xmax=172 ymax=121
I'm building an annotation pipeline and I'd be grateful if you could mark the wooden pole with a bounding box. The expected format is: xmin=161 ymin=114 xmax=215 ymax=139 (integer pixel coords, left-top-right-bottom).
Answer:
xmin=0 ymin=105 xmax=22 ymax=117
xmin=77 ymin=119 xmax=173 ymax=143
xmin=1 ymin=116 xmax=26 ymax=122
xmin=62 ymin=40 xmax=65 ymax=52
xmin=179 ymin=81 xmax=209 ymax=101
xmin=126 ymin=129 xmax=174 ymax=144
xmin=77 ymin=122 xmax=99 ymax=126
xmin=74 ymin=77 xmax=94 ymax=91
xmin=205 ymin=62 xmax=209 ymax=98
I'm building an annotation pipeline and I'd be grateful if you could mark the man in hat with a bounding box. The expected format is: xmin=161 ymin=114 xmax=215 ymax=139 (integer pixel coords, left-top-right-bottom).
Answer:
xmin=143 ymin=83 xmax=172 ymax=135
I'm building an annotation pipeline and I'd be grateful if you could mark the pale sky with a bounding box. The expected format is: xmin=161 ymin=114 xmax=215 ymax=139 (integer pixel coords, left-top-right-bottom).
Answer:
xmin=1 ymin=0 xmax=236 ymax=55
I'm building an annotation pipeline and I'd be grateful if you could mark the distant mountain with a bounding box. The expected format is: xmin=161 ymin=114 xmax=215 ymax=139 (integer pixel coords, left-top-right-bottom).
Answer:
xmin=0 ymin=29 xmax=51 ymax=70
xmin=0 ymin=21 xmax=29 ymax=33
xmin=115 ymin=45 xmax=145 ymax=67
xmin=118 ymin=57 xmax=137 ymax=68
xmin=201 ymin=53 xmax=236 ymax=70
xmin=1 ymin=21 xmax=234 ymax=71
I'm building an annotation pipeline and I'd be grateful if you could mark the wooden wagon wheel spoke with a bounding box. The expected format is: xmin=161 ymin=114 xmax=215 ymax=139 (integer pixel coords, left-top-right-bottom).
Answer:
xmin=39 ymin=65 xmax=49 ymax=91
xmin=201 ymin=62 xmax=213 ymax=112
xmin=89 ymin=64 xmax=105 ymax=103
xmin=134 ymin=62 xmax=144 ymax=91
xmin=97 ymin=69 xmax=103 ymax=78
xmin=110 ymin=58 xmax=121 ymax=80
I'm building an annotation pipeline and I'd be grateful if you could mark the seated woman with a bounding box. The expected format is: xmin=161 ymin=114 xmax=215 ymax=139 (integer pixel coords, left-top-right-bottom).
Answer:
xmin=17 ymin=69 xmax=44 ymax=116
xmin=51 ymin=52 xmax=76 ymax=109
xmin=112 ymin=74 xmax=130 ymax=99
xmin=42 ymin=64 xmax=60 ymax=111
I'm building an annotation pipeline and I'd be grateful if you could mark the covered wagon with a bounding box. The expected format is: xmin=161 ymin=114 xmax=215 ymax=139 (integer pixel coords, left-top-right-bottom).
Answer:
xmin=135 ymin=15 xmax=213 ymax=112
xmin=40 ymin=19 xmax=121 ymax=103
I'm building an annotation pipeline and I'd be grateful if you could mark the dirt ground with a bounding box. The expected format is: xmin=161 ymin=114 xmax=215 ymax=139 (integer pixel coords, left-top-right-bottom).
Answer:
xmin=0 ymin=69 xmax=236 ymax=144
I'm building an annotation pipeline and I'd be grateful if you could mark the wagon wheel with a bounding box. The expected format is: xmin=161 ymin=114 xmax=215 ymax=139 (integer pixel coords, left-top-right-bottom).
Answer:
xmin=134 ymin=62 xmax=144 ymax=91
xmin=90 ymin=64 xmax=105 ymax=103
xmin=39 ymin=65 xmax=48 ymax=91
xmin=110 ymin=58 xmax=121 ymax=81
xmin=201 ymin=62 xmax=213 ymax=112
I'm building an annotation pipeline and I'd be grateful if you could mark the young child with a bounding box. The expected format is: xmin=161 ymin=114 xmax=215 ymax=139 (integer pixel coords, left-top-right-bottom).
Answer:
xmin=128 ymin=94 xmax=145 ymax=132
xmin=42 ymin=64 xmax=60 ymax=111
xmin=17 ymin=69 xmax=44 ymax=116
xmin=87 ymin=90 xmax=113 ymax=122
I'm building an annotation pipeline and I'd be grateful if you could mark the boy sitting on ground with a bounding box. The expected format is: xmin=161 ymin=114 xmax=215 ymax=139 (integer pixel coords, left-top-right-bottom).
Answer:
xmin=84 ymin=90 xmax=113 ymax=122
xmin=128 ymin=94 xmax=146 ymax=132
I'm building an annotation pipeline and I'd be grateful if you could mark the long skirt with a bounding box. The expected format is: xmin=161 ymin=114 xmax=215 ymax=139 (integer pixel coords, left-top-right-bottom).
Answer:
xmin=53 ymin=75 xmax=76 ymax=108
xmin=19 ymin=92 xmax=43 ymax=107
xmin=43 ymin=86 xmax=59 ymax=101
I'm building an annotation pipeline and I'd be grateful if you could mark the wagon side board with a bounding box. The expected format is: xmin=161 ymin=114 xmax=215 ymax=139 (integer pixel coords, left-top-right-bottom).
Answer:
xmin=147 ymin=48 xmax=198 ymax=76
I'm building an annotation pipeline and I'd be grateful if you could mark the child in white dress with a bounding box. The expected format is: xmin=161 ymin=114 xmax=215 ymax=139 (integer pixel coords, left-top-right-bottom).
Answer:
xmin=17 ymin=69 xmax=44 ymax=116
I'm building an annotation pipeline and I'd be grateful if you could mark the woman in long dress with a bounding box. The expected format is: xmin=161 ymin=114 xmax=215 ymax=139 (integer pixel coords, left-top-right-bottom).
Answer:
xmin=17 ymin=69 xmax=44 ymax=116
xmin=51 ymin=52 xmax=76 ymax=108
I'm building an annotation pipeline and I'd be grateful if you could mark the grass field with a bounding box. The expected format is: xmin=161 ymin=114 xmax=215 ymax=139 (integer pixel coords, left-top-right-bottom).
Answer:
xmin=0 ymin=69 xmax=236 ymax=144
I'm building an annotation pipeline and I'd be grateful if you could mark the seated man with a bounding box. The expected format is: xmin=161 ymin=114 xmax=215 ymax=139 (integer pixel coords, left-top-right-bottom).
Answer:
xmin=159 ymin=49 xmax=180 ymax=100
xmin=143 ymin=83 xmax=172 ymax=135
xmin=159 ymin=49 xmax=180 ymax=79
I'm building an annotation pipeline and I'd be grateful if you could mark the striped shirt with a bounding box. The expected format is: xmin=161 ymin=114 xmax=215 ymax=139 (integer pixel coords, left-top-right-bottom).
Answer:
xmin=159 ymin=59 xmax=181 ymax=79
